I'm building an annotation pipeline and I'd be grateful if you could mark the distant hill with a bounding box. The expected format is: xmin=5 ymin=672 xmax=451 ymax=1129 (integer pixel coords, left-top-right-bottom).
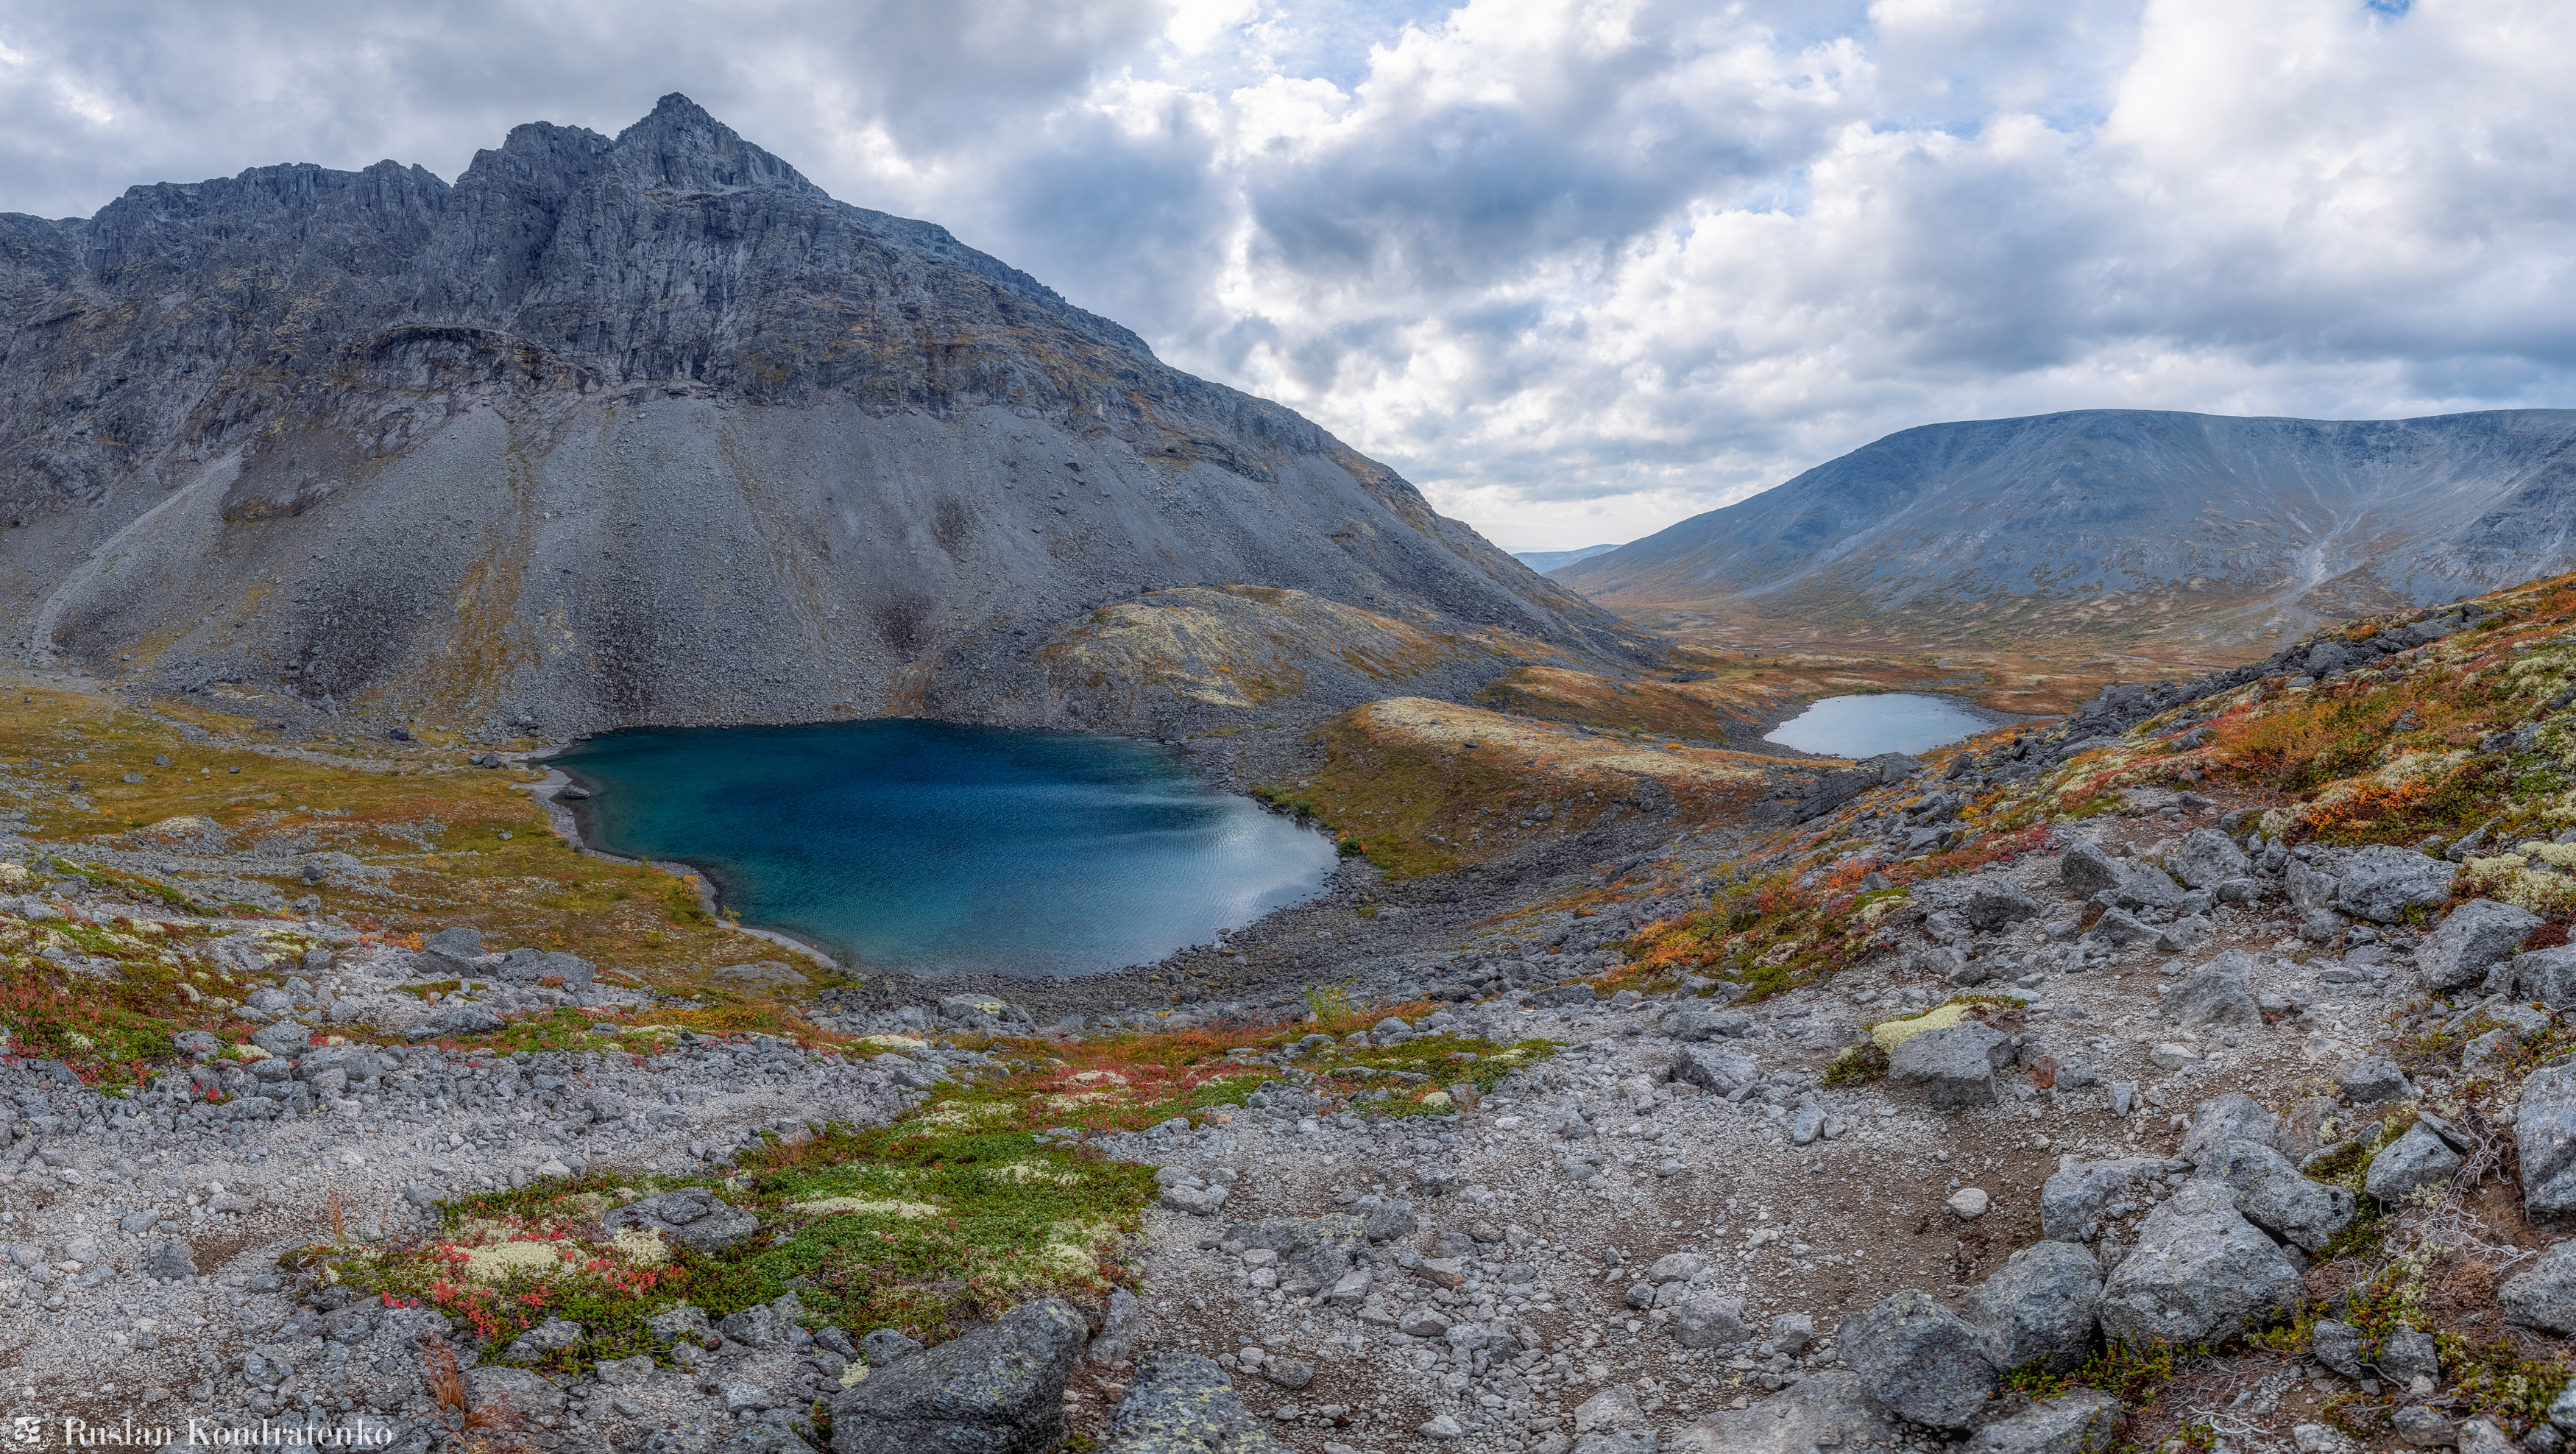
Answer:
xmin=1512 ymin=543 xmax=1624 ymax=574
xmin=1555 ymin=409 xmax=2576 ymax=651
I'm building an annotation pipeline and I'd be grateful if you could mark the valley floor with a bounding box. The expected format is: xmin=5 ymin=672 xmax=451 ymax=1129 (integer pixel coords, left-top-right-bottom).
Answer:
xmin=10 ymin=578 xmax=2576 ymax=1453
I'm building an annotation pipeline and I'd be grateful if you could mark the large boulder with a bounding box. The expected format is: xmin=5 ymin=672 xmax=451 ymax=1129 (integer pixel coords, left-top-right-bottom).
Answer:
xmin=2333 ymin=846 xmax=2457 ymax=924
xmin=2500 ymin=1241 xmax=2576 ymax=1335
xmin=2417 ymin=900 xmax=2544 ymax=992
xmin=2060 ymin=841 xmax=2123 ymax=895
xmin=2513 ymin=945 xmax=2576 ymax=1009
xmin=2059 ymin=841 xmax=2183 ymax=908
xmin=1838 ymin=1290 xmax=1997 ymax=1430
xmin=2168 ymin=830 xmax=2252 ymax=890
xmin=2097 ymin=1182 xmax=2301 ymax=1349
xmin=492 ymin=947 xmax=597 ymax=992
xmin=2193 ymin=1139 xmax=2357 ymax=1254
xmin=602 ymin=1187 xmax=760 ymax=1253
xmin=2363 ymin=1125 xmax=2462 ymax=1206
xmin=1670 ymin=1045 xmax=1761 ymax=1097
xmin=2178 ymin=1092 xmax=2282 ymax=1165
xmin=1965 ymin=880 xmax=2044 ymax=932
xmin=2285 ymin=858 xmax=2339 ymax=914
xmin=1666 ymin=1372 xmax=1897 ymax=1454
xmin=413 ymin=1003 xmax=507 ymax=1039
xmin=1889 ymin=1021 xmax=2011 ymax=1110
xmin=2039 ymin=1157 xmax=2178 ymax=1244
xmin=1961 ymin=1391 xmax=2123 ymax=1454
xmin=1097 ymin=1351 xmax=1289 ymax=1454
xmin=1222 ymin=1215 xmax=1367 ymax=1297
xmin=2521 ymin=1064 xmax=2576 ymax=1225
xmin=831 ymin=1299 xmax=1089 ymax=1454
xmin=2162 ymin=951 xmax=2261 ymax=1029
xmin=1960 ymin=1241 xmax=2101 ymax=1374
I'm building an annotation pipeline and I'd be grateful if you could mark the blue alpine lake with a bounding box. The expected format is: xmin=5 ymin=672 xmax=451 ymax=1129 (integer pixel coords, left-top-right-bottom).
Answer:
xmin=551 ymin=721 xmax=1337 ymax=978
xmin=1761 ymin=693 xmax=2004 ymax=758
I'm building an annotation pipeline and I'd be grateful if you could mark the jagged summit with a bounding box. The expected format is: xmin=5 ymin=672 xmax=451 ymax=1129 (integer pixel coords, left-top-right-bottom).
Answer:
xmin=0 ymin=99 xmax=1647 ymax=736
xmin=609 ymin=92 xmax=820 ymax=194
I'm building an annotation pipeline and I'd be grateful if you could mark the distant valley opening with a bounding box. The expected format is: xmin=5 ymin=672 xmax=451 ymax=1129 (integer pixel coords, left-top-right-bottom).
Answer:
xmin=552 ymin=721 xmax=1337 ymax=978
xmin=1761 ymin=693 xmax=2009 ymax=758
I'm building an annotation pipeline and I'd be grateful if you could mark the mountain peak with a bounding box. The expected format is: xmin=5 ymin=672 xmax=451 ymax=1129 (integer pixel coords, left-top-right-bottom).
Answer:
xmin=610 ymin=92 xmax=815 ymax=196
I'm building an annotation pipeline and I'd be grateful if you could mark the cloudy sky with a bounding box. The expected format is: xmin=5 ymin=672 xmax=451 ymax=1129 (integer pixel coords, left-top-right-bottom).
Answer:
xmin=7 ymin=0 xmax=2574 ymax=550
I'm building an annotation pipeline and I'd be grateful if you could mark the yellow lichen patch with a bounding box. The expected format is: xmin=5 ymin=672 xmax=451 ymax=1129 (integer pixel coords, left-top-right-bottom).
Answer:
xmin=1283 ymin=696 xmax=1782 ymax=877
xmin=988 ymin=1162 xmax=1080 ymax=1186
xmin=0 ymin=862 xmax=26 ymax=888
xmin=910 ymin=1101 xmax=1018 ymax=1132
xmin=459 ymin=1240 xmax=575 ymax=1282
xmin=606 ymin=1229 xmax=669 ymax=1264
xmin=137 ymin=815 xmax=219 ymax=839
xmin=1039 ymin=1219 xmax=1121 ymax=1272
xmin=1871 ymin=1002 xmax=1970 ymax=1054
xmin=855 ymin=1034 xmax=930 ymax=1053
xmin=1066 ymin=1070 xmax=1130 ymax=1087
xmin=790 ymin=1196 xmax=946 ymax=1219
xmin=1044 ymin=1091 xmax=1119 ymax=1112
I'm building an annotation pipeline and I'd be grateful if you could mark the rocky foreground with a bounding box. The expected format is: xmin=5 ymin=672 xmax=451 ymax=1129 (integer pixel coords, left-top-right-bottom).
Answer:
xmin=13 ymin=583 xmax=2576 ymax=1454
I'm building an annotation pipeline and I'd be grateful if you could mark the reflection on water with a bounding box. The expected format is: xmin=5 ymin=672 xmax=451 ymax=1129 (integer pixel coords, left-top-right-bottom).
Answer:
xmin=553 ymin=721 xmax=1335 ymax=978
xmin=1762 ymin=694 xmax=2001 ymax=758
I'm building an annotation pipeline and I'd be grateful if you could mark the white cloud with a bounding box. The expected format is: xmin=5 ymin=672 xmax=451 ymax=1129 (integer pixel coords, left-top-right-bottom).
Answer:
xmin=4 ymin=0 xmax=2575 ymax=550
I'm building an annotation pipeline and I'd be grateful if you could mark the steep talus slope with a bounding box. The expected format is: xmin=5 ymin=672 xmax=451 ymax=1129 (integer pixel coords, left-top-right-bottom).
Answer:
xmin=1559 ymin=408 xmax=2576 ymax=652
xmin=0 ymin=95 xmax=1644 ymax=737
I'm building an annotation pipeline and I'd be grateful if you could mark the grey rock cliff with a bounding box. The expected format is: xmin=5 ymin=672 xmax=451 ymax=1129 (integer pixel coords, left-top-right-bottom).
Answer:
xmin=0 ymin=95 xmax=1647 ymax=735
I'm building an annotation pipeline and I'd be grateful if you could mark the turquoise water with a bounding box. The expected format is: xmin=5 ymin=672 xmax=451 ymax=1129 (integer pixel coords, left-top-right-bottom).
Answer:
xmin=1762 ymin=693 xmax=2000 ymax=757
xmin=552 ymin=721 xmax=1336 ymax=978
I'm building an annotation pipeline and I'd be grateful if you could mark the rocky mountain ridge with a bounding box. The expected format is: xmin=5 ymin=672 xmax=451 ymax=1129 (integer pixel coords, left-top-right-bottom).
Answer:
xmin=1558 ymin=408 xmax=2576 ymax=654
xmin=0 ymin=95 xmax=1645 ymax=739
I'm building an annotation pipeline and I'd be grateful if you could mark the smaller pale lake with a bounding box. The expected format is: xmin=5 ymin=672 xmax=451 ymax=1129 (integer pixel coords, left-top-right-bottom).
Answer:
xmin=552 ymin=721 xmax=1337 ymax=978
xmin=1761 ymin=693 xmax=2006 ymax=758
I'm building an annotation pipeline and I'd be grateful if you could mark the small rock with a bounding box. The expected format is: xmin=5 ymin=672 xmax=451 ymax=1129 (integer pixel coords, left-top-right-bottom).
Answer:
xmin=2162 ymin=949 xmax=2262 ymax=1028
xmin=2335 ymin=845 xmax=2458 ymax=923
xmin=1889 ymin=1021 xmax=2010 ymax=1110
xmin=2336 ymin=1056 xmax=2413 ymax=1105
xmin=1964 ymin=880 xmax=2044 ymax=932
xmin=1666 ymin=1372 xmax=1896 ymax=1454
xmin=142 ymin=1241 xmax=196 ymax=1281
xmin=2194 ymin=1138 xmax=2357 ymax=1253
xmin=861 ymin=1330 xmax=925 ymax=1366
xmin=1418 ymin=1415 xmax=1463 ymax=1440
xmin=2364 ymin=1124 xmax=2463 ymax=1205
xmin=1259 ymin=1358 xmax=1314 ymax=1390
xmin=1097 ymin=1351 xmax=1284 ymax=1454
xmin=2168 ymin=830 xmax=2252 ymax=889
xmin=1960 ymin=1389 xmax=2122 ymax=1454
xmin=1670 ymin=1294 xmax=1752 ymax=1351
xmin=2500 ymin=1241 xmax=2576 ymax=1335
xmin=605 ymin=1188 xmax=760 ymax=1252
xmin=1766 ymin=1313 xmax=1813 ymax=1354
xmin=2309 ymin=1319 xmax=2366 ymax=1380
xmin=2390 ymin=1405 xmax=2456 ymax=1449
xmin=1946 ymin=1187 xmax=1989 ymax=1220
xmin=506 ymin=1318 xmax=583 ymax=1362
